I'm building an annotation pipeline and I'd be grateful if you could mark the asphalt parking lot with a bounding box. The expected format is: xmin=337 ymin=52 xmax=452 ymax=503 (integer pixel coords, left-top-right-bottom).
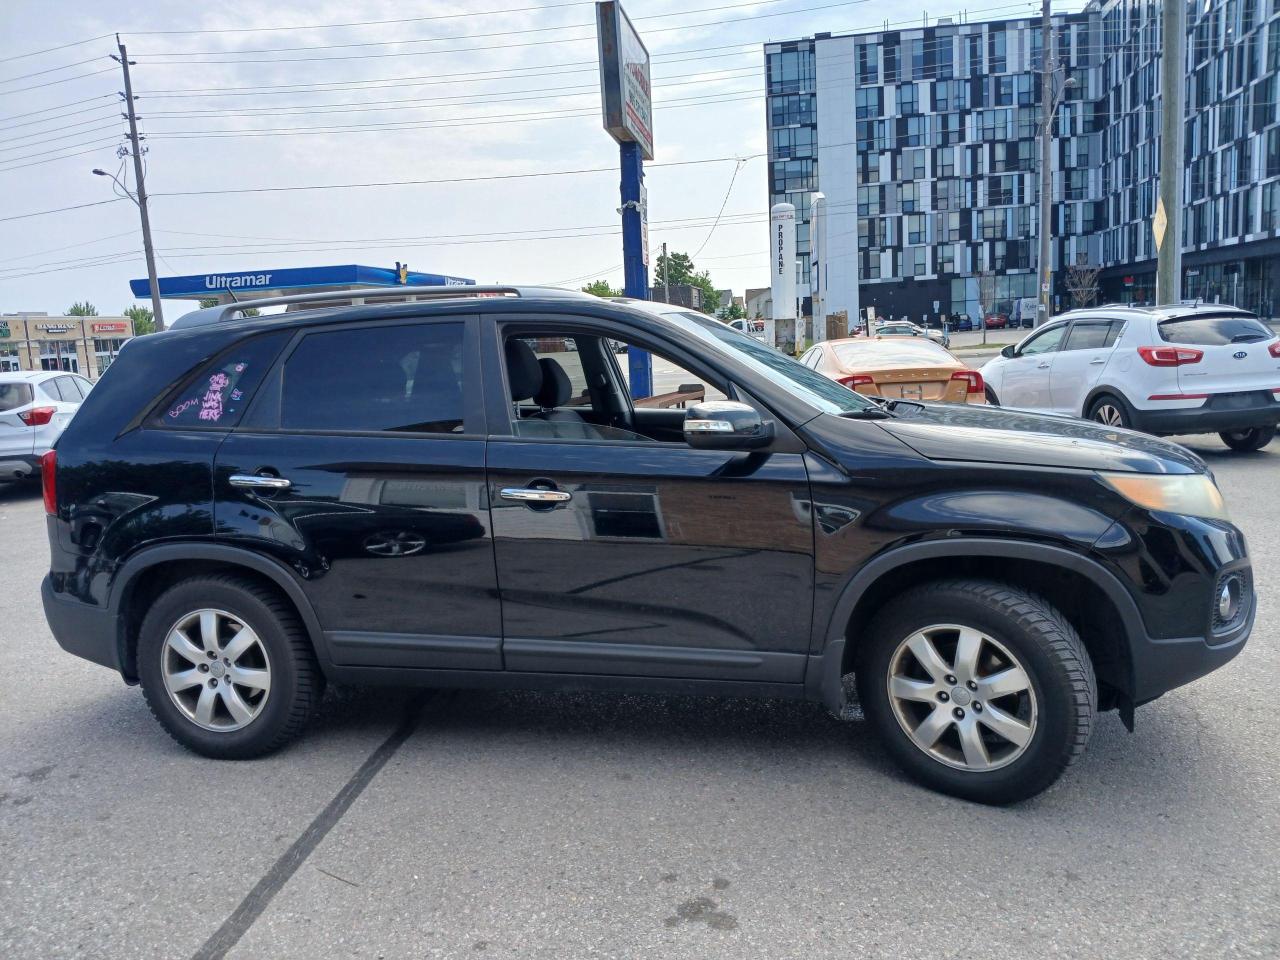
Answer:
xmin=1 ymin=435 xmax=1277 ymax=960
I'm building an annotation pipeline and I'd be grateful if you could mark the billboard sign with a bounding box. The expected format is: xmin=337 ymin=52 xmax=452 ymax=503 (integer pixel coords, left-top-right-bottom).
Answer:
xmin=597 ymin=2 xmax=653 ymax=161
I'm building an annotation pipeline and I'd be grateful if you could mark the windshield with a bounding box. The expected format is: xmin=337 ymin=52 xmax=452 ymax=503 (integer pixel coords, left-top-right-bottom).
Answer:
xmin=662 ymin=312 xmax=878 ymax=414
xmin=0 ymin=383 xmax=33 ymax=412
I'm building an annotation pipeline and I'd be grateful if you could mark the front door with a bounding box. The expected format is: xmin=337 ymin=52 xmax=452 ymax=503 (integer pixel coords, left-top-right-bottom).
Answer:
xmin=1049 ymin=319 xmax=1123 ymax=415
xmin=482 ymin=316 xmax=814 ymax=683
xmin=998 ymin=323 xmax=1068 ymax=409
xmin=214 ymin=315 xmax=503 ymax=671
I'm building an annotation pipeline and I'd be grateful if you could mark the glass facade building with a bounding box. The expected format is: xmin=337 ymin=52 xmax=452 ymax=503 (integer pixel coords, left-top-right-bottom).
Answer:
xmin=766 ymin=0 xmax=1280 ymax=324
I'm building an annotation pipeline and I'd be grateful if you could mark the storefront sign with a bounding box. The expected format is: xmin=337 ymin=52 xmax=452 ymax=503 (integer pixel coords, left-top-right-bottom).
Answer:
xmin=92 ymin=322 xmax=128 ymax=333
xmin=36 ymin=323 xmax=74 ymax=334
xmin=0 ymin=321 xmax=10 ymax=339
xmin=597 ymin=1 xmax=653 ymax=161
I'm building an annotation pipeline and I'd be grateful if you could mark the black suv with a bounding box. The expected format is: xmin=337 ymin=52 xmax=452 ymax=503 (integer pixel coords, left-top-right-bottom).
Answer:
xmin=41 ymin=288 xmax=1254 ymax=803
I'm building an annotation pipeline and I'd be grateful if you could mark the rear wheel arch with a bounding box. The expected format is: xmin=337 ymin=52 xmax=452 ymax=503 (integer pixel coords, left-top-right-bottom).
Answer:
xmin=820 ymin=540 xmax=1139 ymax=714
xmin=112 ymin=544 xmax=328 ymax=682
xmin=1081 ymin=385 xmax=1134 ymax=420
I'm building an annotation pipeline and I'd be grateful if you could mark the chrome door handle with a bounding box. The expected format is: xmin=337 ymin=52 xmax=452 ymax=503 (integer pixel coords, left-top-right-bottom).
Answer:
xmin=229 ymin=474 xmax=292 ymax=490
xmin=500 ymin=487 xmax=571 ymax=503
xmin=1037 ymin=362 xmax=1051 ymax=369
xmin=1090 ymin=358 xmax=1106 ymax=364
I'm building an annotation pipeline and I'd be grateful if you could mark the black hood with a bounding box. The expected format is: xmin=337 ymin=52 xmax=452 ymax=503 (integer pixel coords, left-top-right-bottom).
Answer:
xmin=869 ymin=403 xmax=1205 ymax=474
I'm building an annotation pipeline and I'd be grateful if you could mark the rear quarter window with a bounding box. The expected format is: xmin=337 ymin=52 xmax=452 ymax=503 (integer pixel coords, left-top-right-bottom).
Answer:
xmin=0 ymin=383 xmax=32 ymax=411
xmin=158 ymin=333 xmax=289 ymax=429
xmin=1158 ymin=313 xmax=1272 ymax=345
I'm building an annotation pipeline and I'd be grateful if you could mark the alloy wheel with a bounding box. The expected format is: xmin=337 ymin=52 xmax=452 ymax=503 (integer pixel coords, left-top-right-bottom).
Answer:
xmin=885 ymin=624 xmax=1037 ymax=772
xmin=1093 ymin=403 xmax=1124 ymax=426
xmin=161 ymin=608 xmax=272 ymax=732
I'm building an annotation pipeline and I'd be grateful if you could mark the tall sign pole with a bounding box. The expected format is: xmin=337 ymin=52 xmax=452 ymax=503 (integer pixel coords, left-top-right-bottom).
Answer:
xmin=597 ymin=2 xmax=653 ymax=397
xmin=1155 ymin=0 xmax=1186 ymax=303
xmin=114 ymin=37 xmax=164 ymax=332
xmin=810 ymin=192 xmax=827 ymax=342
xmin=1036 ymin=0 xmax=1053 ymax=327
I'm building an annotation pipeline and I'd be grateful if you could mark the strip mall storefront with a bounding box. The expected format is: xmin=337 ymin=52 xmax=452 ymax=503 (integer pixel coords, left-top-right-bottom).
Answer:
xmin=0 ymin=315 xmax=136 ymax=379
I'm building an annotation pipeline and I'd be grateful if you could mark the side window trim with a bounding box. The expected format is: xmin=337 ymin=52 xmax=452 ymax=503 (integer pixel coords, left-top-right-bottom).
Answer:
xmin=149 ymin=331 xmax=292 ymax=432
xmin=1018 ymin=323 xmax=1067 ymax=356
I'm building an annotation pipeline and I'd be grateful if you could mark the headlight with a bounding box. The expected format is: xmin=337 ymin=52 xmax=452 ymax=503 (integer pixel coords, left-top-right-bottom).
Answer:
xmin=1099 ymin=472 xmax=1229 ymax=521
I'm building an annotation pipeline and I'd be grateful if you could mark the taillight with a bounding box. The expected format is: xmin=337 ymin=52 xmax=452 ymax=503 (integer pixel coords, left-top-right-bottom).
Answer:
xmin=1138 ymin=346 xmax=1203 ymax=366
xmin=950 ymin=369 xmax=985 ymax=394
xmin=40 ymin=450 xmax=56 ymax=516
xmin=838 ymin=374 xmax=875 ymax=388
xmin=1268 ymin=341 xmax=1280 ymax=358
xmin=18 ymin=405 xmax=56 ymax=427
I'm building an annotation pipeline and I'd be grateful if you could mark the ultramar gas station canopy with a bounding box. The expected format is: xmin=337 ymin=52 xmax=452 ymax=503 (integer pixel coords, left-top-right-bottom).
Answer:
xmin=130 ymin=264 xmax=475 ymax=305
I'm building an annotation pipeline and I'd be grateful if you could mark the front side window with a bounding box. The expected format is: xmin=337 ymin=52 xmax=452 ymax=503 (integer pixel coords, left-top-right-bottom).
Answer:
xmin=161 ymin=332 xmax=289 ymax=429
xmin=1018 ymin=325 xmax=1068 ymax=356
xmin=281 ymin=322 xmax=465 ymax=434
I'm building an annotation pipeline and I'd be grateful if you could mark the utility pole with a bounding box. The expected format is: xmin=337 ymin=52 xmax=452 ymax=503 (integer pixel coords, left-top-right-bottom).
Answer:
xmin=1036 ymin=0 xmax=1053 ymax=327
xmin=1155 ymin=0 xmax=1186 ymax=304
xmin=662 ymin=241 xmax=670 ymax=303
xmin=113 ymin=36 xmax=164 ymax=332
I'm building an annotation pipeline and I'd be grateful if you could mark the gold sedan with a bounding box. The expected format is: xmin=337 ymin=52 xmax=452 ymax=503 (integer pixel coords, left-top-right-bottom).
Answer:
xmin=798 ymin=336 xmax=987 ymax=404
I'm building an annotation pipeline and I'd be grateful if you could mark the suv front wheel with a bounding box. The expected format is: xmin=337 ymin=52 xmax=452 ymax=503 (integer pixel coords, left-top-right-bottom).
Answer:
xmin=137 ymin=575 xmax=323 ymax=758
xmin=856 ymin=580 xmax=1096 ymax=804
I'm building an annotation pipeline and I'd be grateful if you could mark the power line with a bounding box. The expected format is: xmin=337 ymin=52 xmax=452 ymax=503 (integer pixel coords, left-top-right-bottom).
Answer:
xmin=692 ymin=160 xmax=748 ymax=259
xmin=0 ymin=34 xmax=114 ymax=66
xmin=0 ymin=55 xmax=112 ymax=86
xmin=0 ymin=65 xmax=118 ymax=96
xmin=0 ymin=93 xmax=116 ymax=124
xmin=0 ymin=197 xmax=127 ymax=225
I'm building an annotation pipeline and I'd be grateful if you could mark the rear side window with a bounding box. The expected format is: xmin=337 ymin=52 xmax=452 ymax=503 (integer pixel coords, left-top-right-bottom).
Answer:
xmin=161 ymin=333 xmax=288 ymax=429
xmin=1159 ymin=313 xmax=1272 ymax=345
xmin=0 ymin=383 xmax=32 ymax=411
xmin=280 ymin=321 xmax=465 ymax=434
xmin=1063 ymin=321 xmax=1123 ymax=350
xmin=49 ymin=378 xmax=79 ymax=402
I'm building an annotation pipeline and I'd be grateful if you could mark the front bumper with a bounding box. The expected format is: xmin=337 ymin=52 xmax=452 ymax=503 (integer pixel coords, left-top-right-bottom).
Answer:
xmin=42 ymin=575 xmax=121 ymax=673
xmin=1132 ymin=390 xmax=1280 ymax=435
xmin=1127 ymin=592 xmax=1253 ymax=705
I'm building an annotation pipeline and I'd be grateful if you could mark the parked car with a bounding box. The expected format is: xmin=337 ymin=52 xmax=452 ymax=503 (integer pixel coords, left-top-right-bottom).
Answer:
xmin=726 ymin=317 xmax=766 ymax=341
xmin=983 ymin=314 xmax=1008 ymax=330
xmin=800 ymin=336 xmax=985 ymax=404
xmin=0 ymin=371 xmax=92 ymax=483
xmin=41 ymin=286 xmax=1254 ymax=804
xmin=980 ymin=304 xmax=1280 ymax=450
xmin=953 ymin=314 xmax=974 ymax=332
xmin=874 ymin=321 xmax=951 ymax=349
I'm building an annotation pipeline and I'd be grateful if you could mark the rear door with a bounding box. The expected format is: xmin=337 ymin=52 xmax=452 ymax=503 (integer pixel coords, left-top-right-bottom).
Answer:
xmin=214 ymin=315 xmax=502 ymax=672
xmin=1049 ymin=318 xmax=1124 ymax=415
xmin=1161 ymin=313 xmax=1280 ymax=397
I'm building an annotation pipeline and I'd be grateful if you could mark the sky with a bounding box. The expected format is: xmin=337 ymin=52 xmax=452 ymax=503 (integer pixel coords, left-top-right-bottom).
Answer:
xmin=1 ymin=0 xmax=1054 ymax=316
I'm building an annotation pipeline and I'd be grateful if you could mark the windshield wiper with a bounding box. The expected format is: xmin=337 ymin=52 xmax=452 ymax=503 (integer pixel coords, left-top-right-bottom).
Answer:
xmin=1230 ymin=333 xmax=1266 ymax=343
xmin=884 ymin=399 xmax=927 ymax=414
xmin=839 ymin=407 xmax=893 ymax=420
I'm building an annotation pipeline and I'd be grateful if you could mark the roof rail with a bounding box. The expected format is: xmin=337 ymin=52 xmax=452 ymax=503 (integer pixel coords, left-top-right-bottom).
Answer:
xmin=169 ymin=284 xmax=586 ymax=330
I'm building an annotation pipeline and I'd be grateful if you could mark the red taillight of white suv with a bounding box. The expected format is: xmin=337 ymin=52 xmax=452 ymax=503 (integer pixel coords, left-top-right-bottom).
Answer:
xmin=1137 ymin=346 xmax=1204 ymax=367
xmin=41 ymin=450 xmax=56 ymax=516
xmin=1268 ymin=341 xmax=1280 ymax=358
xmin=18 ymin=405 xmax=56 ymax=427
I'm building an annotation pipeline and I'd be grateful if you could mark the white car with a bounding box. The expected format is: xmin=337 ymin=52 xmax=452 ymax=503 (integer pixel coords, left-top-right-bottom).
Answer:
xmin=0 ymin=371 xmax=93 ymax=482
xmin=980 ymin=304 xmax=1280 ymax=451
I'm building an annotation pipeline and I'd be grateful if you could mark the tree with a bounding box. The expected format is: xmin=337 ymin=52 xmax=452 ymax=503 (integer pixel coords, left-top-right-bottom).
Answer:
xmin=977 ymin=268 xmax=998 ymax=346
xmin=718 ymin=302 xmax=747 ymax=321
xmin=67 ymin=301 xmax=97 ymax=316
xmin=1065 ymin=254 xmax=1101 ymax=309
xmin=581 ymin=279 xmax=622 ymax=298
xmin=654 ymin=249 xmax=719 ymax=314
xmin=124 ymin=305 xmax=155 ymax=336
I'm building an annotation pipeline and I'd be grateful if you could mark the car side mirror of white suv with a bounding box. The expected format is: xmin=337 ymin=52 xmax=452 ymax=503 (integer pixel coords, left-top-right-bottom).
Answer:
xmin=1000 ymin=345 xmax=1017 ymax=359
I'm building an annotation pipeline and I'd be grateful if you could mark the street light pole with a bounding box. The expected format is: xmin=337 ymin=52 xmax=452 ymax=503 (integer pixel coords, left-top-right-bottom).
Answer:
xmin=1155 ymin=0 xmax=1187 ymax=304
xmin=110 ymin=37 xmax=164 ymax=332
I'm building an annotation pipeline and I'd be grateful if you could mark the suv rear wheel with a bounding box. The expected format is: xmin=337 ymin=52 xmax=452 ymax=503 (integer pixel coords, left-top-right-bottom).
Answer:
xmin=856 ymin=580 xmax=1096 ymax=804
xmin=1219 ymin=426 xmax=1275 ymax=452
xmin=1087 ymin=394 xmax=1130 ymax=429
xmin=137 ymin=575 xmax=323 ymax=758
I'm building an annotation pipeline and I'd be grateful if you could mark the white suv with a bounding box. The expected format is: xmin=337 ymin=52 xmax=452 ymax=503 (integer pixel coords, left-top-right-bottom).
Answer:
xmin=980 ymin=305 xmax=1280 ymax=451
xmin=0 ymin=371 xmax=93 ymax=481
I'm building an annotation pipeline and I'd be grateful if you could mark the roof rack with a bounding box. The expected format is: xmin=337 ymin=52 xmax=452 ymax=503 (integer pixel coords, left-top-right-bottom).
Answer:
xmin=169 ymin=284 xmax=589 ymax=330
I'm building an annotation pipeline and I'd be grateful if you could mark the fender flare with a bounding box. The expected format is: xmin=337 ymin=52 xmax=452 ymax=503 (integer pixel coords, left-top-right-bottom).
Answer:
xmin=109 ymin=542 xmax=331 ymax=675
xmin=807 ymin=537 xmax=1145 ymax=713
xmin=1081 ymin=384 xmax=1134 ymax=420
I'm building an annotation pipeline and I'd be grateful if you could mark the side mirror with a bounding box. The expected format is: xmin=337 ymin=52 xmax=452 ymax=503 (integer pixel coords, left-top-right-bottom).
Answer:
xmin=1000 ymin=345 xmax=1017 ymax=359
xmin=683 ymin=400 xmax=773 ymax=450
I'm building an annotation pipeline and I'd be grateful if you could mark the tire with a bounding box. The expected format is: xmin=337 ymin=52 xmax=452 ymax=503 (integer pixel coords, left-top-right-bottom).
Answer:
xmin=137 ymin=575 xmax=324 ymax=759
xmin=984 ymin=386 xmax=1000 ymax=406
xmin=1087 ymin=393 xmax=1130 ymax=429
xmin=1218 ymin=425 xmax=1275 ymax=452
xmin=855 ymin=579 xmax=1096 ymax=805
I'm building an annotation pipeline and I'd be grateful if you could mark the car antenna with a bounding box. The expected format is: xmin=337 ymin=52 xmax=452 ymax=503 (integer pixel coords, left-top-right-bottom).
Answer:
xmin=223 ymin=286 xmax=241 ymax=303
